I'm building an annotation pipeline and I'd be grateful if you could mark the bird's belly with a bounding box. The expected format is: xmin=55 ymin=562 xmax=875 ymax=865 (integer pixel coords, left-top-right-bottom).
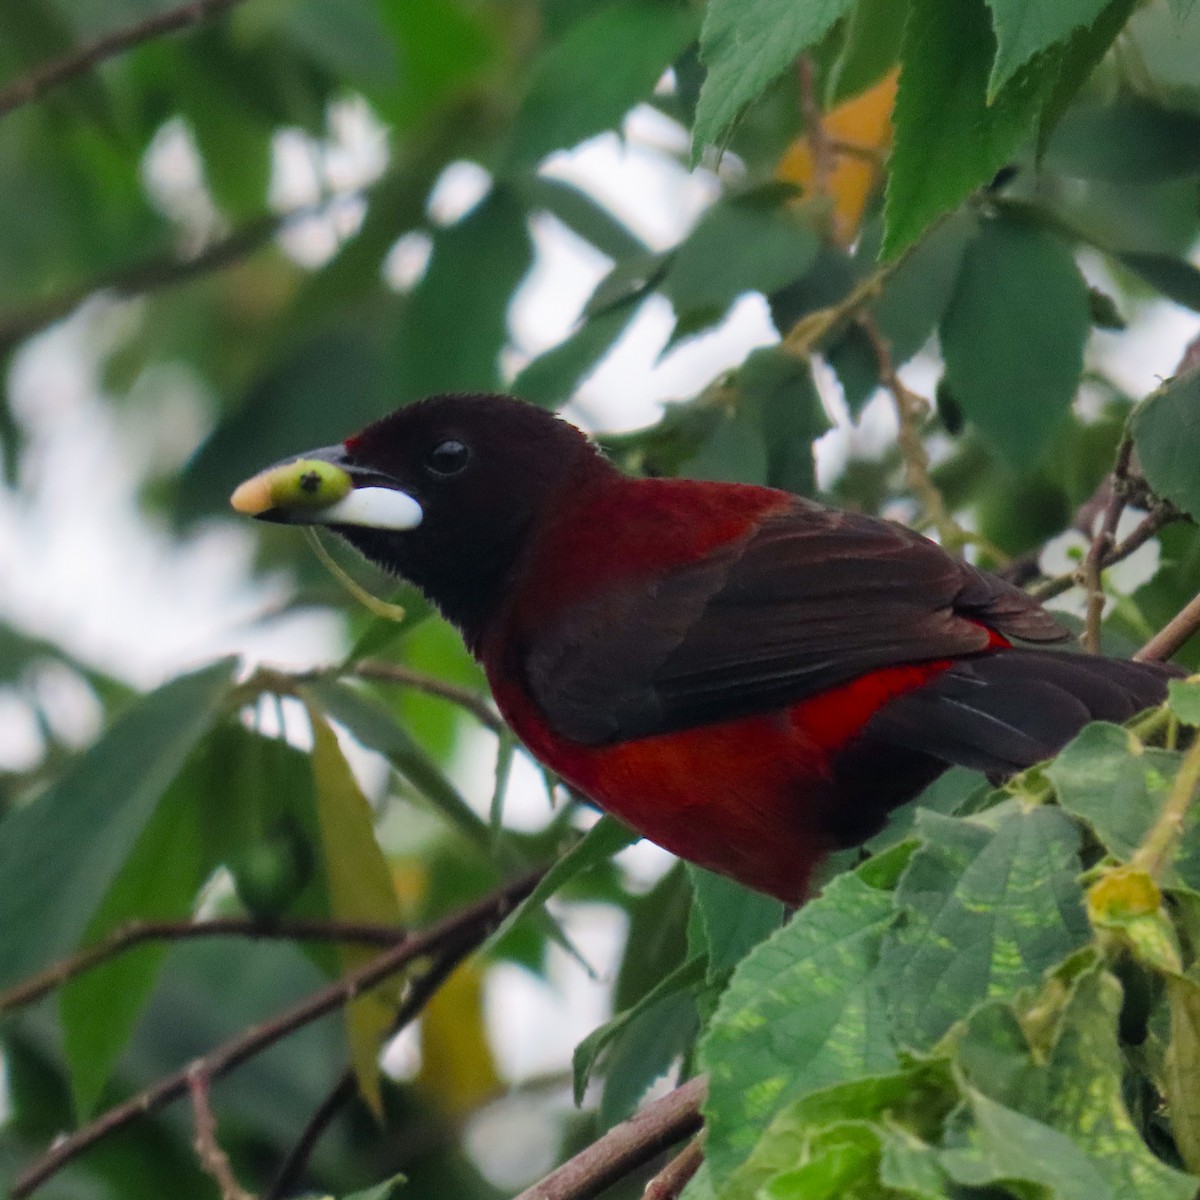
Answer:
xmin=488 ymin=659 xmax=956 ymax=904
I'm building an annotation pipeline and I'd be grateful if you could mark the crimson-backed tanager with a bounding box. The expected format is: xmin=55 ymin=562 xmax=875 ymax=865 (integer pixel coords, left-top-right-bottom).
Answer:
xmin=231 ymin=393 xmax=1173 ymax=903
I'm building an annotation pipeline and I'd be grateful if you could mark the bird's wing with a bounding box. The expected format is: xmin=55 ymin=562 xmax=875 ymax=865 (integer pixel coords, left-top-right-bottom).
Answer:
xmin=520 ymin=501 xmax=1066 ymax=745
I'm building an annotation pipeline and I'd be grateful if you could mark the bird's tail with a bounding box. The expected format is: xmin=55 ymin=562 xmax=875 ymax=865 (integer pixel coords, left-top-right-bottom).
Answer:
xmin=863 ymin=649 xmax=1177 ymax=776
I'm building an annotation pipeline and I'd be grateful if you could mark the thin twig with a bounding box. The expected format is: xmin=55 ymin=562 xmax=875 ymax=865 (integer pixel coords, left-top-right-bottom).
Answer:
xmin=265 ymin=948 xmax=467 ymax=1200
xmin=347 ymin=661 xmax=504 ymax=736
xmin=512 ymin=1076 xmax=707 ymax=1200
xmin=1080 ymin=438 xmax=1134 ymax=654
xmin=860 ymin=315 xmax=969 ymax=553
xmin=12 ymin=870 xmax=544 ymax=1199
xmin=1030 ymin=505 xmax=1183 ymax=603
xmin=1136 ymin=591 xmax=1200 ymax=664
xmin=796 ymin=56 xmax=836 ymax=201
xmin=0 ymin=0 xmax=252 ymax=120
xmin=0 ymin=915 xmax=408 ymax=1015
xmin=188 ymin=1066 xmax=257 ymax=1200
xmin=642 ymin=1137 xmax=705 ymax=1200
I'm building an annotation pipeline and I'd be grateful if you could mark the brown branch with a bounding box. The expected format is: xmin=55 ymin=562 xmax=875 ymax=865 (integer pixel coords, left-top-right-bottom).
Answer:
xmin=796 ymin=56 xmax=836 ymax=202
xmin=642 ymin=1137 xmax=705 ymax=1200
xmin=1030 ymin=505 xmax=1183 ymax=603
xmin=265 ymin=948 xmax=467 ymax=1200
xmin=512 ymin=1075 xmax=707 ymax=1200
xmin=0 ymin=915 xmax=409 ymax=1015
xmin=860 ymin=315 xmax=969 ymax=554
xmin=188 ymin=1066 xmax=257 ymax=1200
xmin=12 ymin=870 xmax=544 ymax=1199
xmin=346 ymin=661 xmax=505 ymax=736
xmin=0 ymin=211 xmax=284 ymax=350
xmin=0 ymin=0 xmax=252 ymax=120
xmin=1080 ymin=438 xmax=1134 ymax=654
xmin=1135 ymin=591 xmax=1200 ymax=664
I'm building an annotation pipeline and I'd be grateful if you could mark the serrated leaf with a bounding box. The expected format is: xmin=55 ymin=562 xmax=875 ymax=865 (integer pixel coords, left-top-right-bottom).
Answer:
xmin=700 ymin=868 xmax=899 ymax=1186
xmin=687 ymin=865 xmax=785 ymax=978
xmin=1048 ymin=722 xmax=1200 ymax=890
xmin=884 ymin=0 xmax=1056 ymax=258
xmin=939 ymin=218 xmax=1088 ymax=469
xmin=881 ymin=806 xmax=1090 ymax=1048
xmin=504 ymin=0 xmax=698 ymax=170
xmin=1132 ymin=369 xmax=1200 ymax=522
xmin=0 ymin=659 xmax=235 ymax=989
xmin=985 ymin=0 xmax=1112 ymax=97
xmin=692 ymin=0 xmax=856 ymax=152
xmin=826 ymin=0 xmax=908 ymax=106
xmin=307 ymin=704 xmax=403 ymax=1114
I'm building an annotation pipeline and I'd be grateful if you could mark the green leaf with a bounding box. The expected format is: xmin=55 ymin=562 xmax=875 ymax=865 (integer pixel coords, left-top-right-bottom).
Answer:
xmin=662 ymin=196 xmax=820 ymax=320
xmin=985 ymin=0 xmax=1113 ymax=97
xmin=306 ymin=679 xmax=490 ymax=851
xmin=951 ymin=965 xmax=1198 ymax=1200
xmin=60 ymin=753 xmax=214 ymax=1117
xmin=393 ymin=186 xmax=534 ymax=398
xmin=735 ymin=348 xmax=829 ymax=497
xmin=572 ymin=955 xmax=706 ymax=1103
xmin=307 ymin=704 xmax=403 ymax=1115
xmin=344 ymin=588 xmax=433 ymax=665
xmin=1046 ymin=103 xmax=1200 ymax=182
xmin=826 ymin=0 xmax=908 ymax=106
xmin=1132 ymin=370 xmax=1200 ymax=522
xmin=516 ymin=175 xmax=649 ymax=262
xmin=1048 ymin=722 xmax=1200 ymax=890
xmin=881 ymin=806 xmax=1090 ymax=1049
xmin=693 ymin=0 xmax=856 ymax=152
xmin=0 ymin=659 xmax=235 ymax=989
xmin=939 ymin=218 xmax=1089 ymax=470
xmin=884 ymin=0 xmax=1055 ymax=258
xmin=1120 ymin=251 xmax=1200 ymax=313
xmin=1169 ymin=679 xmax=1200 ymax=725
xmin=700 ymin=868 xmax=899 ymax=1186
xmin=687 ymin=865 xmax=785 ymax=979
xmin=1166 ymin=975 xmax=1200 ymax=1175
xmin=513 ymin=300 xmax=646 ymax=408
xmin=504 ymin=0 xmax=699 ymax=170
xmin=340 ymin=1174 xmax=407 ymax=1200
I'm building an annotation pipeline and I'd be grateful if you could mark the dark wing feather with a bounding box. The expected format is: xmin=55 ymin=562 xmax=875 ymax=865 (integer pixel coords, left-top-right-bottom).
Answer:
xmin=523 ymin=500 xmax=1067 ymax=745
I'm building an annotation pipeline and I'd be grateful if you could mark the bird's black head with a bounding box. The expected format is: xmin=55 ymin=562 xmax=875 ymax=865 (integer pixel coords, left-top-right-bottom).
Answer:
xmin=231 ymin=392 xmax=611 ymax=643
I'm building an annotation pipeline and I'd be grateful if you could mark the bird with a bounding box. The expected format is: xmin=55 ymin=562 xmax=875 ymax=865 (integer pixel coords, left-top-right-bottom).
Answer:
xmin=231 ymin=392 xmax=1174 ymax=903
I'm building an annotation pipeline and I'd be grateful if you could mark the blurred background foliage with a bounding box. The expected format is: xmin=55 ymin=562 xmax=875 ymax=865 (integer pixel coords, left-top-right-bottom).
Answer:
xmin=4 ymin=0 xmax=1200 ymax=1197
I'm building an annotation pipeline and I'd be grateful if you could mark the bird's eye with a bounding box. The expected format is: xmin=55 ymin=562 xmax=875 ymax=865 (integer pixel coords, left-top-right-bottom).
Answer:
xmin=425 ymin=439 xmax=471 ymax=476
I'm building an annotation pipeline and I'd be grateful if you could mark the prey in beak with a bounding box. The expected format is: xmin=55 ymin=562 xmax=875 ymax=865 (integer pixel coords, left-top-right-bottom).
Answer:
xmin=230 ymin=447 xmax=423 ymax=531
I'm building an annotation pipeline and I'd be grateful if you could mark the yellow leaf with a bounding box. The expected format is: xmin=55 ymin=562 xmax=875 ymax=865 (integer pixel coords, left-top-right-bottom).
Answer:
xmin=306 ymin=700 xmax=404 ymax=1115
xmin=416 ymin=959 xmax=501 ymax=1115
xmin=777 ymin=69 xmax=898 ymax=243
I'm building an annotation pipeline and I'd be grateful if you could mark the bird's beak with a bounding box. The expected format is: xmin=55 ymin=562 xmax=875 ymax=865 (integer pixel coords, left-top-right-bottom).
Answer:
xmin=229 ymin=445 xmax=423 ymax=531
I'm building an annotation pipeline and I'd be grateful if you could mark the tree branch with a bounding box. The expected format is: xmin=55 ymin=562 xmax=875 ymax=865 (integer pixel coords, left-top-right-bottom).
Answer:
xmin=343 ymin=661 xmax=505 ymax=736
xmin=1081 ymin=437 xmax=1133 ymax=654
xmin=512 ymin=1075 xmax=707 ymax=1200
xmin=860 ymin=314 xmax=969 ymax=553
xmin=643 ymin=1137 xmax=705 ymax=1200
xmin=12 ymin=870 xmax=544 ymax=1199
xmin=1136 ymin=591 xmax=1200 ymax=664
xmin=0 ymin=0 xmax=252 ymax=121
xmin=264 ymin=948 xmax=467 ymax=1200
xmin=0 ymin=915 xmax=409 ymax=1015
xmin=188 ymin=1066 xmax=258 ymax=1200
